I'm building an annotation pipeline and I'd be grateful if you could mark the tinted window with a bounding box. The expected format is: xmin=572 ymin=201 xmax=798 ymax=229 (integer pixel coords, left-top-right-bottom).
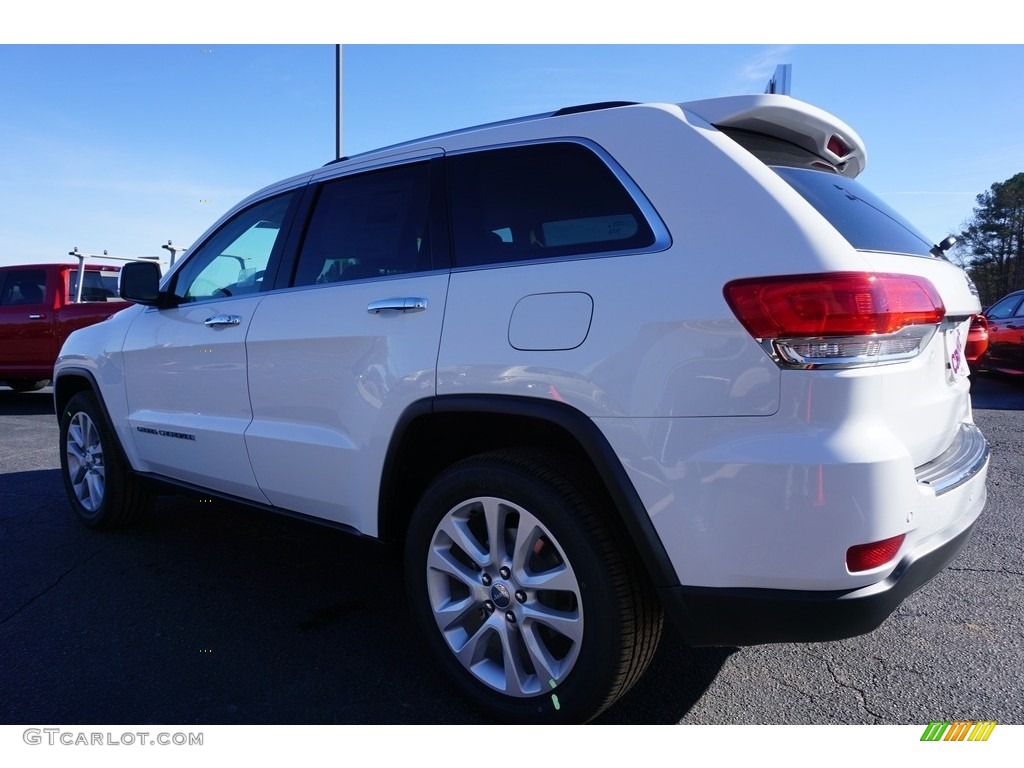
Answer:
xmin=0 ymin=269 xmax=46 ymax=305
xmin=986 ymin=294 xmax=1023 ymax=320
xmin=774 ymin=167 xmax=935 ymax=257
xmin=293 ymin=162 xmax=433 ymax=287
xmin=447 ymin=142 xmax=656 ymax=267
xmin=69 ymin=270 xmax=119 ymax=302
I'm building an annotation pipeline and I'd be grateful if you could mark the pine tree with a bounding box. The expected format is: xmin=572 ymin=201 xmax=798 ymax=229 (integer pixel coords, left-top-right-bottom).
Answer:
xmin=956 ymin=173 xmax=1024 ymax=306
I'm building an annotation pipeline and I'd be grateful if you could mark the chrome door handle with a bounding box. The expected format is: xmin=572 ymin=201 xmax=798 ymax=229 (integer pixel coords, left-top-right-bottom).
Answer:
xmin=204 ymin=314 xmax=242 ymax=327
xmin=28 ymin=314 xmax=45 ymax=320
xmin=367 ymin=297 xmax=427 ymax=314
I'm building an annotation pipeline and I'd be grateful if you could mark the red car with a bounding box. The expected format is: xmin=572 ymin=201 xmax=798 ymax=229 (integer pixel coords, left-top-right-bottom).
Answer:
xmin=980 ymin=289 xmax=1024 ymax=375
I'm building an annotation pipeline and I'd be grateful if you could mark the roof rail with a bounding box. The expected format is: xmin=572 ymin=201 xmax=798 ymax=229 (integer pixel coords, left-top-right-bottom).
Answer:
xmin=552 ymin=101 xmax=637 ymax=117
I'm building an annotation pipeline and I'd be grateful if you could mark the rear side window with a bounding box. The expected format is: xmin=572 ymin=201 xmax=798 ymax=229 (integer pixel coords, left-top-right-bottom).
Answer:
xmin=773 ymin=167 xmax=935 ymax=257
xmin=447 ymin=142 xmax=657 ymax=267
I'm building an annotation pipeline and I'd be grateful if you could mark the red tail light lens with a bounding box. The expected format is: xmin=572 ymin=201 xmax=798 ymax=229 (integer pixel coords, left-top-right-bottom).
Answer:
xmin=724 ymin=273 xmax=944 ymax=338
xmin=724 ymin=273 xmax=945 ymax=369
xmin=847 ymin=534 xmax=905 ymax=572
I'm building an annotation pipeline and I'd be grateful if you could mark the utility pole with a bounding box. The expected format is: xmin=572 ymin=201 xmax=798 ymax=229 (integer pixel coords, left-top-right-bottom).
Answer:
xmin=336 ymin=44 xmax=343 ymax=159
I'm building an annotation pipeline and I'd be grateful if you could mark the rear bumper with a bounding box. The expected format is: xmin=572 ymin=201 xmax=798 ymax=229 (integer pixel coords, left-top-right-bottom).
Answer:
xmin=661 ymin=518 xmax=977 ymax=646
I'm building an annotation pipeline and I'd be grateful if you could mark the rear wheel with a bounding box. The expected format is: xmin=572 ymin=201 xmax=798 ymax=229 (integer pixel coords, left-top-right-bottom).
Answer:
xmin=404 ymin=449 xmax=663 ymax=723
xmin=59 ymin=391 xmax=152 ymax=528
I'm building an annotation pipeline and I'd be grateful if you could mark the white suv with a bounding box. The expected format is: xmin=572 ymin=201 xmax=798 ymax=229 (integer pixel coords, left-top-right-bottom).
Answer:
xmin=54 ymin=94 xmax=989 ymax=723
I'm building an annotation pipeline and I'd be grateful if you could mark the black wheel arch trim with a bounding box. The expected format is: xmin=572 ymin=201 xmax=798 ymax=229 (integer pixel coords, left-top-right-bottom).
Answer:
xmin=54 ymin=368 xmax=114 ymax=431
xmin=378 ymin=393 xmax=681 ymax=589
xmin=54 ymin=367 xmax=139 ymax=486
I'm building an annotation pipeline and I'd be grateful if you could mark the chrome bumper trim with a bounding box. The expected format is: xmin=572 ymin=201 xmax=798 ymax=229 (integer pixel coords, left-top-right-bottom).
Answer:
xmin=915 ymin=423 xmax=989 ymax=496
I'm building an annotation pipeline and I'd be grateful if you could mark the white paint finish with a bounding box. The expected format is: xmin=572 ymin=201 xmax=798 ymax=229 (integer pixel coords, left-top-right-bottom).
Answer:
xmin=119 ymin=297 xmax=269 ymax=503
xmin=439 ymin=252 xmax=783 ymax=419
xmin=596 ymin=399 xmax=988 ymax=591
xmin=242 ymin=273 xmax=449 ymax=532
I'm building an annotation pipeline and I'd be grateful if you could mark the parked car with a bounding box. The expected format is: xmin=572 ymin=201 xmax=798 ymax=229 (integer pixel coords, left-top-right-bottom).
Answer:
xmin=53 ymin=94 xmax=989 ymax=723
xmin=980 ymin=289 xmax=1024 ymax=375
xmin=0 ymin=262 xmax=130 ymax=391
xmin=966 ymin=313 xmax=989 ymax=365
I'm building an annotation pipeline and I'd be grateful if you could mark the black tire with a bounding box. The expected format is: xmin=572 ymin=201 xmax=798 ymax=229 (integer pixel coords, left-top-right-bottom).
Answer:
xmin=404 ymin=448 xmax=663 ymax=723
xmin=6 ymin=379 xmax=47 ymax=392
xmin=59 ymin=391 xmax=152 ymax=529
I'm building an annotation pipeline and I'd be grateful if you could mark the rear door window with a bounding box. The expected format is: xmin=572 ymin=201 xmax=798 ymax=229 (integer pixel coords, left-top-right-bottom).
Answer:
xmin=292 ymin=161 xmax=436 ymax=287
xmin=447 ymin=141 xmax=661 ymax=267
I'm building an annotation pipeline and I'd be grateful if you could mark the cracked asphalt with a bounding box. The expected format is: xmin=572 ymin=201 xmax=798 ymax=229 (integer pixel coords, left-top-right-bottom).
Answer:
xmin=1 ymin=375 xmax=1021 ymax=725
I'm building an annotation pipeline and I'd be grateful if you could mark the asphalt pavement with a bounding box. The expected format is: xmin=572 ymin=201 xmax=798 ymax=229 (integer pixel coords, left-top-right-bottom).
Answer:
xmin=0 ymin=375 xmax=1021 ymax=725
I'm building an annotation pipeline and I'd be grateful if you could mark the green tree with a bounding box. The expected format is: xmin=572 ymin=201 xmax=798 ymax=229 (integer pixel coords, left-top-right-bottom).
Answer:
xmin=955 ymin=172 xmax=1024 ymax=306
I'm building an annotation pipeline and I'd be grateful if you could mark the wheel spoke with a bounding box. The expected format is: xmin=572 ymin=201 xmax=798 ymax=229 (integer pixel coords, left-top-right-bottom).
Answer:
xmin=87 ymin=466 xmax=105 ymax=499
xmin=523 ymin=602 xmax=584 ymax=646
xmin=68 ymin=421 xmax=85 ymax=453
xmin=433 ymin=593 xmax=479 ymax=633
xmin=426 ymin=541 xmax=483 ymax=590
xmin=435 ymin=509 xmax=489 ymax=569
xmin=518 ymin=561 xmax=577 ymax=592
xmin=497 ymin=622 xmax=533 ymax=696
xmin=519 ymin=620 xmax=562 ymax=684
xmin=479 ymin=497 xmax=511 ymax=566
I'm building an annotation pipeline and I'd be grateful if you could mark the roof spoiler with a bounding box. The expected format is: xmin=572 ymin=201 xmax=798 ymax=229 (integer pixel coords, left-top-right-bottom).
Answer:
xmin=682 ymin=94 xmax=867 ymax=178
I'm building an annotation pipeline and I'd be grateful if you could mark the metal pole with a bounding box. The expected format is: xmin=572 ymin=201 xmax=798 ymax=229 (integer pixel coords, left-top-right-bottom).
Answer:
xmin=336 ymin=44 xmax=343 ymax=159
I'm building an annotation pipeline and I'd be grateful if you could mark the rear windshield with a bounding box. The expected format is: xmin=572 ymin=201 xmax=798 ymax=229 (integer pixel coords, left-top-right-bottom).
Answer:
xmin=773 ymin=166 xmax=935 ymax=258
xmin=69 ymin=269 xmax=120 ymax=302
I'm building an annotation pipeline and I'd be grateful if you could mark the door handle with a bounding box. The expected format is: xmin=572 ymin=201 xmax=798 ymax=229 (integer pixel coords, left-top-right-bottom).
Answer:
xmin=204 ymin=314 xmax=242 ymax=327
xmin=367 ymin=297 xmax=427 ymax=314
xmin=28 ymin=313 xmax=46 ymax=320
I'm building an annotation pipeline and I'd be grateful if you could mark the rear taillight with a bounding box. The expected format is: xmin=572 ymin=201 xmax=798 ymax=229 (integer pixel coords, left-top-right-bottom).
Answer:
xmin=724 ymin=272 xmax=945 ymax=369
xmin=847 ymin=534 xmax=905 ymax=572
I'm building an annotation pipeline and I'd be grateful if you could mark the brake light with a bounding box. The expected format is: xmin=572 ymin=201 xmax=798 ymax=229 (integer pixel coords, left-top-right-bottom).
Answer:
xmin=827 ymin=134 xmax=852 ymax=158
xmin=724 ymin=273 xmax=945 ymax=369
xmin=847 ymin=534 xmax=905 ymax=572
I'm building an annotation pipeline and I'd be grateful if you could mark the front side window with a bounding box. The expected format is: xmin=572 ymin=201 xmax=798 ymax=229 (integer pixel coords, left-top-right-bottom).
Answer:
xmin=447 ymin=142 xmax=658 ymax=268
xmin=172 ymin=193 xmax=296 ymax=303
xmin=0 ymin=269 xmax=46 ymax=306
xmin=292 ymin=162 xmax=433 ymax=287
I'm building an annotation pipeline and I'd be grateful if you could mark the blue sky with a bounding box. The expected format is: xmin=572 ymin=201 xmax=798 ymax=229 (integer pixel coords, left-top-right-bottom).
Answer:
xmin=2 ymin=18 xmax=1022 ymax=269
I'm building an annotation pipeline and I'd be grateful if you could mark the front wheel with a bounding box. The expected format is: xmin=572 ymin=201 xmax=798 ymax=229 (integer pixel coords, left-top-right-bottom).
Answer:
xmin=59 ymin=391 xmax=152 ymax=528
xmin=404 ymin=449 xmax=663 ymax=723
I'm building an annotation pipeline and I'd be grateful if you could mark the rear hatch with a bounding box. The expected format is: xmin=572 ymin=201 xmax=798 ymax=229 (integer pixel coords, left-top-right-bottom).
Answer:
xmin=686 ymin=95 xmax=981 ymax=467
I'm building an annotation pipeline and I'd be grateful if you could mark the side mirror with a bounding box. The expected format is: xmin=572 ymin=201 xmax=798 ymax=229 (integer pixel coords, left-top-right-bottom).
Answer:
xmin=119 ymin=261 xmax=162 ymax=305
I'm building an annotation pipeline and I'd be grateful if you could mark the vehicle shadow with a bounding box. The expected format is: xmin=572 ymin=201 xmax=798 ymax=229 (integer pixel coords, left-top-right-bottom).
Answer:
xmin=0 ymin=483 xmax=731 ymax=725
xmin=0 ymin=387 xmax=55 ymax=416
xmin=970 ymin=372 xmax=1024 ymax=411
xmin=595 ymin=636 xmax=735 ymax=723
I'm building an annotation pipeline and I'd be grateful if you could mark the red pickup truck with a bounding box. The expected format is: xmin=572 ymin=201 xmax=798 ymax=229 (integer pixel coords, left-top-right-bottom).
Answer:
xmin=0 ymin=262 xmax=131 ymax=391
